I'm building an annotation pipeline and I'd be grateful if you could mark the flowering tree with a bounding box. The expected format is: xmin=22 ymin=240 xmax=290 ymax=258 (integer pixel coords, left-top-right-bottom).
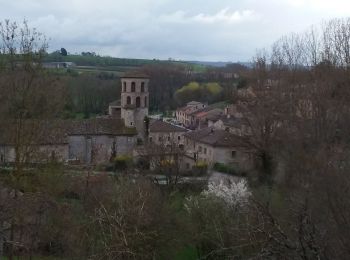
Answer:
xmin=202 ymin=179 xmax=251 ymax=208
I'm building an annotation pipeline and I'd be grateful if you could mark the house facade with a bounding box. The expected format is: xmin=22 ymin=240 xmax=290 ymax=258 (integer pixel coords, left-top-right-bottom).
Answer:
xmin=183 ymin=127 xmax=253 ymax=172
xmin=175 ymin=101 xmax=206 ymax=128
xmin=148 ymin=119 xmax=188 ymax=147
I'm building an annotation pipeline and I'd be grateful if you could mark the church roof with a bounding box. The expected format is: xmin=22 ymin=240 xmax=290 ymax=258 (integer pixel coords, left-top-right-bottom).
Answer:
xmin=0 ymin=118 xmax=137 ymax=145
xmin=122 ymin=71 xmax=149 ymax=79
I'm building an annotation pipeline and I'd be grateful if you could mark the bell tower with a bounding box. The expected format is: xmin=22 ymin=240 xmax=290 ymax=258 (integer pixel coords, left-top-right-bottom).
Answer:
xmin=121 ymin=72 xmax=149 ymax=137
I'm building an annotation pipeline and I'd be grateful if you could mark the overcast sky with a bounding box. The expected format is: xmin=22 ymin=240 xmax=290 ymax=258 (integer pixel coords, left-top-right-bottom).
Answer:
xmin=1 ymin=0 xmax=350 ymax=61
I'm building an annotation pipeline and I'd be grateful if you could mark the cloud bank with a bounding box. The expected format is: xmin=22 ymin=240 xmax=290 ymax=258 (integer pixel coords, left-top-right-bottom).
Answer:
xmin=0 ymin=0 xmax=349 ymax=61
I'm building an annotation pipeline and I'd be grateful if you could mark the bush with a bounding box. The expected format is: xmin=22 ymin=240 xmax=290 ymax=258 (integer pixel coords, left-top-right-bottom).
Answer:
xmin=113 ymin=155 xmax=133 ymax=171
xmin=193 ymin=161 xmax=208 ymax=175
xmin=213 ymin=162 xmax=237 ymax=175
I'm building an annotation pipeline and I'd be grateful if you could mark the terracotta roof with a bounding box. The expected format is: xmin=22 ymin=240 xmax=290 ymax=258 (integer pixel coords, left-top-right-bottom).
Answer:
xmin=149 ymin=120 xmax=188 ymax=133
xmin=122 ymin=71 xmax=149 ymax=79
xmin=184 ymin=127 xmax=244 ymax=148
xmin=196 ymin=108 xmax=223 ymax=119
xmin=0 ymin=120 xmax=69 ymax=145
xmin=189 ymin=106 xmax=221 ymax=116
xmin=177 ymin=106 xmax=194 ymax=113
xmin=0 ymin=118 xmax=137 ymax=145
xmin=67 ymin=118 xmax=137 ymax=136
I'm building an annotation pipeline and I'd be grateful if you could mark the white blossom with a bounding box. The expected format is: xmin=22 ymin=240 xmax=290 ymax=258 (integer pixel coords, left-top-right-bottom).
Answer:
xmin=202 ymin=179 xmax=251 ymax=207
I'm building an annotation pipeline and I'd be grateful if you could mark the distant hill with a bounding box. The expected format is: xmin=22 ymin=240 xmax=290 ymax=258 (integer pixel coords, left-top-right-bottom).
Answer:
xmin=43 ymin=52 xmax=206 ymax=70
xmin=187 ymin=60 xmax=253 ymax=68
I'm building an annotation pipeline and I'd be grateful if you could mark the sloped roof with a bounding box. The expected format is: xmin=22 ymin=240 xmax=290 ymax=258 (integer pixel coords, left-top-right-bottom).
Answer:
xmin=67 ymin=118 xmax=136 ymax=136
xmin=122 ymin=71 xmax=149 ymax=79
xmin=150 ymin=120 xmax=188 ymax=133
xmin=219 ymin=116 xmax=250 ymax=127
xmin=195 ymin=108 xmax=223 ymax=119
xmin=177 ymin=106 xmax=195 ymax=113
xmin=189 ymin=106 xmax=223 ymax=117
xmin=0 ymin=118 xmax=137 ymax=145
xmin=184 ymin=127 xmax=244 ymax=148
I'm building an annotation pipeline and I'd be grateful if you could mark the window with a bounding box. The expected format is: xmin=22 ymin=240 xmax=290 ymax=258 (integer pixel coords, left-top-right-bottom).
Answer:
xmin=130 ymin=122 xmax=133 ymax=126
xmin=179 ymin=144 xmax=184 ymax=150
xmin=177 ymin=136 xmax=181 ymax=141
xmin=141 ymin=82 xmax=145 ymax=92
xmin=136 ymin=96 xmax=141 ymax=108
xmin=204 ymin=148 xmax=207 ymax=154
xmin=149 ymin=137 xmax=153 ymax=143
xmin=159 ymin=136 xmax=162 ymax=142
xmin=186 ymin=163 xmax=190 ymax=169
xmin=199 ymin=146 xmax=202 ymax=152
xmin=123 ymin=82 xmax=126 ymax=92
xmin=167 ymin=136 xmax=171 ymax=141
xmin=127 ymin=96 xmax=131 ymax=105
xmin=131 ymin=82 xmax=136 ymax=92
xmin=231 ymin=151 xmax=236 ymax=158
xmin=51 ymin=151 xmax=56 ymax=161
xmin=144 ymin=96 xmax=147 ymax=107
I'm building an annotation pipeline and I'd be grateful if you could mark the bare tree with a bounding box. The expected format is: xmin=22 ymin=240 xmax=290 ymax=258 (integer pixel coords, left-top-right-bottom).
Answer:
xmin=0 ymin=20 xmax=66 ymax=259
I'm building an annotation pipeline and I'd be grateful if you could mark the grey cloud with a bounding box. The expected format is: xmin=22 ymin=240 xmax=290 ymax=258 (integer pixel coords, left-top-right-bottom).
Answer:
xmin=0 ymin=0 xmax=349 ymax=61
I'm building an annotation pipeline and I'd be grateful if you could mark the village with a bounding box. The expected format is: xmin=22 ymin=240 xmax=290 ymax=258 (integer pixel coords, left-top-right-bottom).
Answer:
xmin=0 ymin=70 xmax=255 ymax=181
xmin=1 ymin=10 xmax=350 ymax=258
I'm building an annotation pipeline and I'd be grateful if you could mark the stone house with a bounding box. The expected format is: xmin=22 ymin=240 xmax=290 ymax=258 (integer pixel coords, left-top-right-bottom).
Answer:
xmin=148 ymin=119 xmax=188 ymax=147
xmin=188 ymin=107 xmax=224 ymax=130
xmin=209 ymin=116 xmax=251 ymax=136
xmin=135 ymin=120 xmax=188 ymax=172
xmin=183 ymin=127 xmax=253 ymax=172
xmin=175 ymin=101 xmax=206 ymax=127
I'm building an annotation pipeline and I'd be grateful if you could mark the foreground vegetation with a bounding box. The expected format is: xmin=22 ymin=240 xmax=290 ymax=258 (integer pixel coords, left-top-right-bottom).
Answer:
xmin=2 ymin=18 xmax=350 ymax=259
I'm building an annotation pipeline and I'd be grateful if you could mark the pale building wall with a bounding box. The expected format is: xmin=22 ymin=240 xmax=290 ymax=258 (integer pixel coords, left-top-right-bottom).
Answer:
xmin=183 ymin=137 xmax=253 ymax=172
xmin=212 ymin=119 xmax=251 ymax=136
xmin=68 ymin=135 xmax=136 ymax=164
xmin=0 ymin=144 xmax=69 ymax=163
xmin=0 ymin=145 xmax=15 ymax=163
xmin=148 ymin=131 xmax=186 ymax=146
xmin=37 ymin=145 xmax=69 ymax=162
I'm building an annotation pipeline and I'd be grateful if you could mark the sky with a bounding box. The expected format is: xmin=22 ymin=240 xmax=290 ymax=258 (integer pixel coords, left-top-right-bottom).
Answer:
xmin=1 ymin=0 xmax=350 ymax=62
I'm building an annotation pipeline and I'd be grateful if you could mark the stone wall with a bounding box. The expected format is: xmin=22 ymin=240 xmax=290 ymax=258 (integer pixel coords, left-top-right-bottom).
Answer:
xmin=68 ymin=135 xmax=136 ymax=164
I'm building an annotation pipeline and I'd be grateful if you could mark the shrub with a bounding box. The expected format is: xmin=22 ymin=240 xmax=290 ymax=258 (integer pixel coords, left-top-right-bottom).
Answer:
xmin=213 ymin=162 xmax=236 ymax=175
xmin=114 ymin=155 xmax=133 ymax=171
xmin=193 ymin=161 xmax=208 ymax=175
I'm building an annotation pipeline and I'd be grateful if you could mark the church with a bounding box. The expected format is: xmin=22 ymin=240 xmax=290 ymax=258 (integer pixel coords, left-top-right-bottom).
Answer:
xmin=0 ymin=72 xmax=152 ymax=165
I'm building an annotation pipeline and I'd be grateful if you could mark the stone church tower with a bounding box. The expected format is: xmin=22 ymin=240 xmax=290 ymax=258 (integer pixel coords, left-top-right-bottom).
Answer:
xmin=120 ymin=72 xmax=149 ymax=138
